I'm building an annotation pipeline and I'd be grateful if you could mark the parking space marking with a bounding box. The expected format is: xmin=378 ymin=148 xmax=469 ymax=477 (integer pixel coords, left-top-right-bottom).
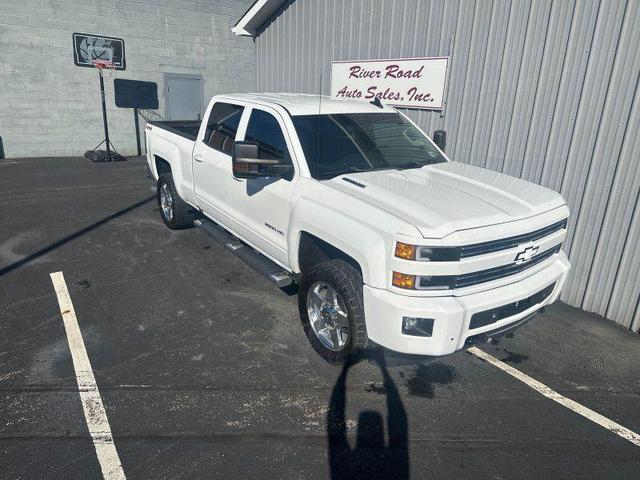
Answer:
xmin=469 ymin=346 xmax=640 ymax=448
xmin=50 ymin=271 xmax=126 ymax=480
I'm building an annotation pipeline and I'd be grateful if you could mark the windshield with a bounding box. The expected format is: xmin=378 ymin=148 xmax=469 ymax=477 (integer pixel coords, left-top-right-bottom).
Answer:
xmin=292 ymin=112 xmax=447 ymax=179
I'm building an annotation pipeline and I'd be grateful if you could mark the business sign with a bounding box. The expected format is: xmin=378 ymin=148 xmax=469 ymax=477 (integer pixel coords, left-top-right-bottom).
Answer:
xmin=331 ymin=57 xmax=449 ymax=110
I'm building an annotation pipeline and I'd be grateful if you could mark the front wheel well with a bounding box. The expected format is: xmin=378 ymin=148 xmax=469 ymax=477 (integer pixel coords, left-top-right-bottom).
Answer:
xmin=298 ymin=232 xmax=363 ymax=277
xmin=155 ymin=156 xmax=171 ymax=175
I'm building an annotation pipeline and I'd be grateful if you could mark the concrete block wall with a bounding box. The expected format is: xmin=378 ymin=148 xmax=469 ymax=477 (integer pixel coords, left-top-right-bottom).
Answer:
xmin=0 ymin=0 xmax=257 ymax=157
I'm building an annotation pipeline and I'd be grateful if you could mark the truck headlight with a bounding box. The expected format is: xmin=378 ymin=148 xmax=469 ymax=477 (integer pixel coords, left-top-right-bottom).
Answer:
xmin=394 ymin=242 xmax=416 ymax=260
xmin=395 ymin=242 xmax=460 ymax=261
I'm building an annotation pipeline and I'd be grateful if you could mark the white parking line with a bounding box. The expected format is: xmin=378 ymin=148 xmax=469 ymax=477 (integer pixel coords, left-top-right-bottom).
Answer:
xmin=469 ymin=346 xmax=640 ymax=448
xmin=50 ymin=271 xmax=126 ymax=480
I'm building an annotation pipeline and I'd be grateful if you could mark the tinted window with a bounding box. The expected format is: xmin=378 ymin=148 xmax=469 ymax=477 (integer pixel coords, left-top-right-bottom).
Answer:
xmin=292 ymin=112 xmax=446 ymax=179
xmin=244 ymin=109 xmax=291 ymax=162
xmin=205 ymin=103 xmax=244 ymax=154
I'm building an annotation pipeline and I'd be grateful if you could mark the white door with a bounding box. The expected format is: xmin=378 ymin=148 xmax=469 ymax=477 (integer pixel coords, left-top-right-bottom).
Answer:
xmin=228 ymin=106 xmax=297 ymax=267
xmin=193 ymin=102 xmax=245 ymax=224
xmin=165 ymin=74 xmax=202 ymax=120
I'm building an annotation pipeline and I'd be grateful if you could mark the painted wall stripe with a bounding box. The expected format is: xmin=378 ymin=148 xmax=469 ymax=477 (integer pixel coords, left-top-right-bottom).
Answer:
xmin=50 ymin=271 xmax=126 ymax=480
xmin=469 ymin=346 xmax=640 ymax=448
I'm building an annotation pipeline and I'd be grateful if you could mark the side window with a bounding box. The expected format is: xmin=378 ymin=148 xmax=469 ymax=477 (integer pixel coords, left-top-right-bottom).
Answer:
xmin=244 ymin=109 xmax=291 ymax=163
xmin=204 ymin=103 xmax=244 ymax=154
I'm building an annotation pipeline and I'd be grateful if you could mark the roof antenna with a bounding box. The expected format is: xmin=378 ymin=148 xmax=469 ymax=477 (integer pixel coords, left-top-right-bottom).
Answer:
xmin=370 ymin=97 xmax=383 ymax=109
xmin=315 ymin=73 xmax=322 ymax=172
xmin=318 ymin=73 xmax=323 ymax=115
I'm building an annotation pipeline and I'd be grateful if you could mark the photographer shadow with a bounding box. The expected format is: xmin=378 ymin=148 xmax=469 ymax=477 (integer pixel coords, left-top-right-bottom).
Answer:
xmin=327 ymin=350 xmax=409 ymax=479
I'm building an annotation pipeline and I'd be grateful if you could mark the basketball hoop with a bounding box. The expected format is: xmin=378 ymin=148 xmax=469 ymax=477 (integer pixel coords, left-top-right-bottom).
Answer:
xmin=74 ymin=35 xmax=127 ymax=162
xmin=91 ymin=59 xmax=115 ymax=78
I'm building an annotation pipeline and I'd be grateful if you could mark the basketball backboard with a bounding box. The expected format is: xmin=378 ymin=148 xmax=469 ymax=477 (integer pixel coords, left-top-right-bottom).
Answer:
xmin=72 ymin=33 xmax=126 ymax=70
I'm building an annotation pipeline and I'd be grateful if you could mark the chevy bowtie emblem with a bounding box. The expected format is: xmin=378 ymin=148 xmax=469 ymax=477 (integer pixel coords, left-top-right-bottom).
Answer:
xmin=514 ymin=243 xmax=539 ymax=265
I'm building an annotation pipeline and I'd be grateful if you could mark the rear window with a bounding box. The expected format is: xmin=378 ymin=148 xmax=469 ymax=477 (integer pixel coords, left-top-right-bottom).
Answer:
xmin=204 ymin=103 xmax=244 ymax=154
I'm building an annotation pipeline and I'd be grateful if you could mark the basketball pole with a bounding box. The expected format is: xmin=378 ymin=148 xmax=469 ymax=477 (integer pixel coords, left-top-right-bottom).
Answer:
xmin=98 ymin=68 xmax=112 ymax=162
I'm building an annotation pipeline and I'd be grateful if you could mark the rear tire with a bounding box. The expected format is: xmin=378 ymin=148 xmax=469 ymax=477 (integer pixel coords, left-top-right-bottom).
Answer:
xmin=299 ymin=259 xmax=368 ymax=364
xmin=157 ymin=173 xmax=195 ymax=230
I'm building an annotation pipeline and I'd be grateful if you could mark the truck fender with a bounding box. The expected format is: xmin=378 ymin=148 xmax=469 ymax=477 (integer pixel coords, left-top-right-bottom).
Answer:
xmin=288 ymin=199 xmax=389 ymax=288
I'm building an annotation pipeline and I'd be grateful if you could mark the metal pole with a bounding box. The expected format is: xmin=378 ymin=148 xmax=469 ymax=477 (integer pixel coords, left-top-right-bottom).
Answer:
xmin=134 ymin=108 xmax=141 ymax=156
xmin=99 ymin=69 xmax=112 ymax=161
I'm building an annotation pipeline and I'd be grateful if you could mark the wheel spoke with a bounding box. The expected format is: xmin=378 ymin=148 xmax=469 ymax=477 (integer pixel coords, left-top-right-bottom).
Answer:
xmin=308 ymin=292 xmax=322 ymax=312
xmin=313 ymin=316 xmax=326 ymax=332
xmin=318 ymin=326 xmax=332 ymax=344
xmin=336 ymin=326 xmax=347 ymax=345
xmin=312 ymin=286 xmax=326 ymax=303
xmin=327 ymin=288 xmax=338 ymax=306
xmin=336 ymin=311 xmax=349 ymax=329
xmin=328 ymin=327 xmax=340 ymax=348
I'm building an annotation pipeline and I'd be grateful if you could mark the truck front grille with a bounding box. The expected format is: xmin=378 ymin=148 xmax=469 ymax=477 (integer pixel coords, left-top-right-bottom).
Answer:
xmin=417 ymin=245 xmax=560 ymax=290
xmin=459 ymin=219 xmax=566 ymax=258
xmin=454 ymin=246 xmax=560 ymax=289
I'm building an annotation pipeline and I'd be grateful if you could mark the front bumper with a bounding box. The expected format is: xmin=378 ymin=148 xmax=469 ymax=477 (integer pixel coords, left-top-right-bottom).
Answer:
xmin=363 ymin=251 xmax=570 ymax=356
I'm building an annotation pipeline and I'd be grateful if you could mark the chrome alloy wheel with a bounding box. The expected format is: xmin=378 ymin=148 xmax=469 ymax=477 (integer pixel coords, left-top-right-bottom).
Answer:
xmin=307 ymin=281 xmax=349 ymax=351
xmin=160 ymin=182 xmax=174 ymax=222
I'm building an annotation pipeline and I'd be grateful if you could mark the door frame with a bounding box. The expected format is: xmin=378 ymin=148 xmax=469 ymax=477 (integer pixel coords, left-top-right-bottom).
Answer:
xmin=163 ymin=73 xmax=204 ymax=121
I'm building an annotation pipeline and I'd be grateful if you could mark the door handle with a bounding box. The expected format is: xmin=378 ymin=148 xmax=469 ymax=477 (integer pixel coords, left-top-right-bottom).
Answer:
xmin=194 ymin=153 xmax=203 ymax=162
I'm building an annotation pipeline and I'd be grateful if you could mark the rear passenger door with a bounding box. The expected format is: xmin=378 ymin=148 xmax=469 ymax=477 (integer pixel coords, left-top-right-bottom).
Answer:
xmin=192 ymin=102 xmax=244 ymax=225
xmin=228 ymin=106 xmax=297 ymax=267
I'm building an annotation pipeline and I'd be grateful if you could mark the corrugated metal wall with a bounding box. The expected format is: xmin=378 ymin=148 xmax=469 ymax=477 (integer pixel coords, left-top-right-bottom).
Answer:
xmin=255 ymin=0 xmax=640 ymax=331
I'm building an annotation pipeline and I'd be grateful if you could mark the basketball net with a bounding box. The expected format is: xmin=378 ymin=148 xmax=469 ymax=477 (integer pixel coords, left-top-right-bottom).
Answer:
xmin=91 ymin=59 xmax=115 ymax=78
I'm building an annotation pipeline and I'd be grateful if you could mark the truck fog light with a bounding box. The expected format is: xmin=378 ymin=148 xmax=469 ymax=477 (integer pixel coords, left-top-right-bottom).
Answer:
xmin=392 ymin=271 xmax=416 ymax=289
xmin=402 ymin=317 xmax=434 ymax=337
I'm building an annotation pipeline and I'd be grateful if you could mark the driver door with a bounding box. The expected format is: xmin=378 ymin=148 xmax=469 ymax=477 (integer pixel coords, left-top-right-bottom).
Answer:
xmin=228 ymin=106 xmax=297 ymax=266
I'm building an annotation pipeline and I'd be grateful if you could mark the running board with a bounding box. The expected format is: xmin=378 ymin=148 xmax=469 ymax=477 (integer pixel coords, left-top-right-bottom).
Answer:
xmin=194 ymin=218 xmax=293 ymax=288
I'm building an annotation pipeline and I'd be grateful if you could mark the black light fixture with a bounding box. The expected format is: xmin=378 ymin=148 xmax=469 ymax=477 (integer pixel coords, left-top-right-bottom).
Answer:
xmin=402 ymin=317 xmax=434 ymax=337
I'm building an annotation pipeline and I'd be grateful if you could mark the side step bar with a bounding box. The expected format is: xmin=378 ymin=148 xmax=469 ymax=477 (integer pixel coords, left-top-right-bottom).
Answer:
xmin=194 ymin=218 xmax=293 ymax=288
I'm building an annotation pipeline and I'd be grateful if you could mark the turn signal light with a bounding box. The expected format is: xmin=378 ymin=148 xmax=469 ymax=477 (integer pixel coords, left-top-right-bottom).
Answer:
xmin=395 ymin=242 xmax=416 ymax=260
xmin=392 ymin=271 xmax=416 ymax=289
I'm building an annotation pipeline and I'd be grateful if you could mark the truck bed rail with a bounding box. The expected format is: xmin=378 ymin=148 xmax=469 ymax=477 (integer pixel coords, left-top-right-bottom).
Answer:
xmin=149 ymin=120 xmax=200 ymax=141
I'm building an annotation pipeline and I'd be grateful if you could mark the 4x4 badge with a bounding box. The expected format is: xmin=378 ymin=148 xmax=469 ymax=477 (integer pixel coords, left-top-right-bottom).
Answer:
xmin=514 ymin=244 xmax=539 ymax=265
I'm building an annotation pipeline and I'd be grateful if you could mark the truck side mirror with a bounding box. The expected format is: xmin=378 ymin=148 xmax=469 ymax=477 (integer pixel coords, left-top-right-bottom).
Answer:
xmin=232 ymin=141 xmax=293 ymax=179
xmin=433 ymin=130 xmax=446 ymax=152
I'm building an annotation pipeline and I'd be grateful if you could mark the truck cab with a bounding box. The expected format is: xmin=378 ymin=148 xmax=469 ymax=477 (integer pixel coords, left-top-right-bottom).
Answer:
xmin=146 ymin=93 xmax=570 ymax=364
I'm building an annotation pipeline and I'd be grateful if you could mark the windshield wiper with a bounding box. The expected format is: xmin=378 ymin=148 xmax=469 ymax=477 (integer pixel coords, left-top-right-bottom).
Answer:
xmin=396 ymin=160 xmax=426 ymax=170
xmin=316 ymin=166 xmax=366 ymax=179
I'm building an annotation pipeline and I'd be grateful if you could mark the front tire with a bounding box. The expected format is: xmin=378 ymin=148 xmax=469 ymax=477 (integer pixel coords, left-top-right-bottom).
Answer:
xmin=157 ymin=173 xmax=195 ymax=229
xmin=299 ymin=259 xmax=368 ymax=364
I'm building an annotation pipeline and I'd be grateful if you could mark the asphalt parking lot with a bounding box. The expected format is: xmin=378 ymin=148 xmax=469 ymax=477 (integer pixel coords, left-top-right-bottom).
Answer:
xmin=1 ymin=156 xmax=639 ymax=479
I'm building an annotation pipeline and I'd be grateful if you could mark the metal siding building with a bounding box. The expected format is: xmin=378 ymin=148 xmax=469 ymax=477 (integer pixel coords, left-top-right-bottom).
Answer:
xmin=248 ymin=0 xmax=640 ymax=331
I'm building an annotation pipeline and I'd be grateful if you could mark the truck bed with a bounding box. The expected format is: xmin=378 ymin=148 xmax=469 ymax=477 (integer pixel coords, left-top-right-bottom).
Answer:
xmin=149 ymin=120 xmax=201 ymax=140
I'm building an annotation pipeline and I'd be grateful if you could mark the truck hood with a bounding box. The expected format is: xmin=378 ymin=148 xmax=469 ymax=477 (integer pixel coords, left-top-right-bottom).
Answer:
xmin=327 ymin=162 xmax=566 ymax=239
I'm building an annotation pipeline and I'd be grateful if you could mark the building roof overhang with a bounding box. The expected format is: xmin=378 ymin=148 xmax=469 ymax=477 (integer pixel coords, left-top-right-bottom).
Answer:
xmin=231 ymin=0 xmax=288 ymax=37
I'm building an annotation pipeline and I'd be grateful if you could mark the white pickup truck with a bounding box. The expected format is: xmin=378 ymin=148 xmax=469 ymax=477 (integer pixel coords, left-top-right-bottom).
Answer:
xmin=146 ymin=93 xmax=570 ymax=363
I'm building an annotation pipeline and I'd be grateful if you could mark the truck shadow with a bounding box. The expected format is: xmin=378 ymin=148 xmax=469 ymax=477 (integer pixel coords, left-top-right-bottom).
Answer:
xmin=327 ymin=349 xmax=409 ymax=480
